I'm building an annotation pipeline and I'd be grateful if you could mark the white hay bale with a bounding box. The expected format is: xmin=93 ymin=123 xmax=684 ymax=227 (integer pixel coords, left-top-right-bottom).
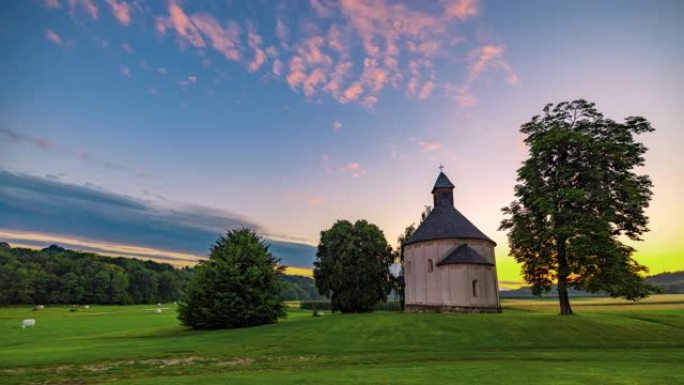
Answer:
xmin=83 ymin=305 xmax=90 ymax=309
xmin=154 ymin=308 xmax=162 ymax=314
xmin=37 ymin=305 xmax=44 ymax=309
xmin=157 ymin=302 xmax=162 ymax=306
xmin=22 ymin=319 xmax=36 ymax=328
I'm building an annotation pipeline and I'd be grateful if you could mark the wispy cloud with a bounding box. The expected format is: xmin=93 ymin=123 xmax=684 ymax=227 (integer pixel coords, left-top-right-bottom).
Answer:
xmin=467 ymin=44 xmax=519 ymax=85
xmin=332 ymin=120 xmax=343 ymax=131
xmin=0 ymin=127 xmax=54 ymax=150
xmin=343 ymin=162 xmax=366 ymax=178
xmin=68 ymin=0 xmax=99 ymax=21
xmin=167 ymin=0 xmax=205 ymax=47
xmin=0 ymin=127 xmax=154 ymax=179
xmin=45 ymin=29 xmax=63 ymax=46
xmin=419 ymin=141 xmax=443 ymax=153
xmin=246 ymin=23 xmax=267 ymax=72
xmin=441 ymin=0 xmax=478 ymax=20
xmin=44 ymin=0 xmax=61 ymax=9
xmin=106 ymin=0 xmax=131 ymax=26
xmin=120 ymin=65 xmax=131 ymax=77
xmin=178 ymin=75 xmax=197 ymax=88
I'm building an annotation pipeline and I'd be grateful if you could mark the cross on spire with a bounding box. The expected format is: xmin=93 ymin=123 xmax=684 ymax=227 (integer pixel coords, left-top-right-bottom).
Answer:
xmin=439 ymin=164 xmax=444 ymax=172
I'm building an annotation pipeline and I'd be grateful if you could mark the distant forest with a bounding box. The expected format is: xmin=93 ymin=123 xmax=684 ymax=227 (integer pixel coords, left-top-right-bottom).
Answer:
xmin=0 ymin=243 xmax=323 ymax=305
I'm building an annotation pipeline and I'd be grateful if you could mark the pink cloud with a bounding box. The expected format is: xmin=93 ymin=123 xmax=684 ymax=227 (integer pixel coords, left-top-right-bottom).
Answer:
xmin=325 ymin=60 xmax=353 ymax=99
xmin=310 ymin=0 xmax=334 ymax=17
xmin=286 ymin=56 xmax=307 ymax=90
xmin=121 ymin=43 xmax=133 ymax=54
xmin=168 ymin=1 xmax=205 ymax=48
xmin=106 ymin=0 xmax=131 ymax=26
xmin=120 ymin=65 xmax=131 ymax=78
xmin=343 ymin=162 xmax=366 ymax=178
xmin=467 ymin=44 xmax=519 ymax=85
xmin=344 ymin=162 xmax=361 ymax=171
xmin=44 ymin=0 xmax=61 ymax=9
xmin=342 ymin=82 xmax=363 ymax=102
xmin=275 ymin=18 xmax=289 ymax=48
xmin=361 ymin=95 xmax=378 ymax=109
xmin=327 ymin=24 xmax=349 ymax=57
xmin=332 ymin=120 xmax=343 ymax=131
xmin=68 ymin=0 xmax=98 ymax=20
xmin=418 ymin=80 xmax=434 ymax=100
xmin=303 ymin=68 xmax=327 ymax=97
xmin=45 ymin=29 xmax=63 ymax=46
xmin=155 ymin=16 xmax=168 ymax=35
xmin=272 ymin=59 xmax=284 ymax=76
xmin=247 ymin=26 xmax=267 ymax=72
xmin=442 ymin=0 xmax=478 ymax=20
xmin=419 ymin=141 xmax=442 ymax=153
xmin=190 ymin=14 xmax=241 ymax=61
xmin=445 ymin=84 xmax=478 ymax=107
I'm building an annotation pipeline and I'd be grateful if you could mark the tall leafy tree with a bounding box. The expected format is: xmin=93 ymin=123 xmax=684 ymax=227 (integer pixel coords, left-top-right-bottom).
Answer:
xmin=500 ymin=100 xmax=656 ymax=314
xmin=178 ymin=229 xmax=285 ymax=329
xmin=314 ymin=220 xmax=393 ymax=313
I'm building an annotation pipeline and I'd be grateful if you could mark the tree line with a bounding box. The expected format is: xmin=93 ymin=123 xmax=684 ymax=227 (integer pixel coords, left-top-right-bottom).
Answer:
xmin=0 ymin=243 xmax=191 ymax=305
xmin=0 ymin=242 xmax=324 ymax=306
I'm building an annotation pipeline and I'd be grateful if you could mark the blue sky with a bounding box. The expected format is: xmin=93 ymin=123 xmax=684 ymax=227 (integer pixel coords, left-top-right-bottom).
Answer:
xmin=1 ymin=0 xmax=682 ymax=286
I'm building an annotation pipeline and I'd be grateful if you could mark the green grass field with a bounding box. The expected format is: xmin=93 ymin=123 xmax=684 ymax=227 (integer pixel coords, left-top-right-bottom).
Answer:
xmin=1 ymin=295 xmax=683 ymax=384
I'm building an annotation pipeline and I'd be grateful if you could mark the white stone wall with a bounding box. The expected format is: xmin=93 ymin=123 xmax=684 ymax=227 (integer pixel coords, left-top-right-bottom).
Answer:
xmin=404 ymin=238 xmax=500 ymax=309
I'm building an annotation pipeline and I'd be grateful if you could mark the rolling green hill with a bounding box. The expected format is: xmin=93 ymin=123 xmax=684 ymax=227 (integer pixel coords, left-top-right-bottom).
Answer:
xmin=1 ymin=295 xmax=683 ymax=384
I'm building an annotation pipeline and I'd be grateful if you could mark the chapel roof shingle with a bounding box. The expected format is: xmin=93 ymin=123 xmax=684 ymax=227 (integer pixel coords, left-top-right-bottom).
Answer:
xmin=437 ymin=244 xmax=493 ymax=266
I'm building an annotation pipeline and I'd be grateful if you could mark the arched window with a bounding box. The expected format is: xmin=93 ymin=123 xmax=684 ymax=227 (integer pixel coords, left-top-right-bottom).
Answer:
xmin=427 ymin=259 xmax=434 ymax=273
xmin=472 ymin=280 xmax=479 ymax=297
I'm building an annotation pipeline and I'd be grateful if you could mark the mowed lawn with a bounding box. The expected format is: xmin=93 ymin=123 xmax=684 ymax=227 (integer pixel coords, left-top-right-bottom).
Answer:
xmin=1 ymin=295 xmax=683 ymax=385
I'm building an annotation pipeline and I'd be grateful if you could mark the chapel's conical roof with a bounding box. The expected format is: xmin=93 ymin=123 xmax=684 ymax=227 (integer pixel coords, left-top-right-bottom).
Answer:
xmin=405 ymin=171 xmax=495 ymax=246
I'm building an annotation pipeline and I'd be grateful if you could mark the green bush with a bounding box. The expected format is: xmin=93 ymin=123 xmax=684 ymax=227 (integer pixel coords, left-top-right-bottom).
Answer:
xmin=178 ymin=229 xmax=285 ymax=329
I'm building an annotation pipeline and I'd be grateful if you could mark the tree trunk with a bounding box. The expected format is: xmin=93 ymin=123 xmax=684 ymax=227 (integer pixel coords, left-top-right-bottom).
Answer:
xmin=557 ymin=276 xmax=573 ymax=315
xmin=557 ymin=245 xmax=573 ymax=315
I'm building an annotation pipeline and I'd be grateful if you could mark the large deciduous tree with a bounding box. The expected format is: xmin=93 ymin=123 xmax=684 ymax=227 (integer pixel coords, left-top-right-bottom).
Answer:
xmin=500 ymin=100 xmax=656 ymax=315
xmin=178 ymin=228 xmax=285 ymax=329
xmin=314 ymin=220 xmax=393 ymax=313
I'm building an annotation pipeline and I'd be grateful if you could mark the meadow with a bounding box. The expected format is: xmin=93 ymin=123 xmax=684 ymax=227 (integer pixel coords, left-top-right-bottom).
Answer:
xmin=1 ymin=295 xmax=683 ymax=385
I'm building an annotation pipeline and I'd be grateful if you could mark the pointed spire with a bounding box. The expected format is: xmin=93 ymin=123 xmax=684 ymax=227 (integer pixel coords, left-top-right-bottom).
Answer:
xmin=431 ymin=171 xmax=454 ymax=193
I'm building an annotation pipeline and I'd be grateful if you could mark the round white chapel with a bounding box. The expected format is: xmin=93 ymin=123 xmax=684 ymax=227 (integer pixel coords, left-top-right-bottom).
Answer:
xmin=403 ymin=171 xmax=501 ymax=313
